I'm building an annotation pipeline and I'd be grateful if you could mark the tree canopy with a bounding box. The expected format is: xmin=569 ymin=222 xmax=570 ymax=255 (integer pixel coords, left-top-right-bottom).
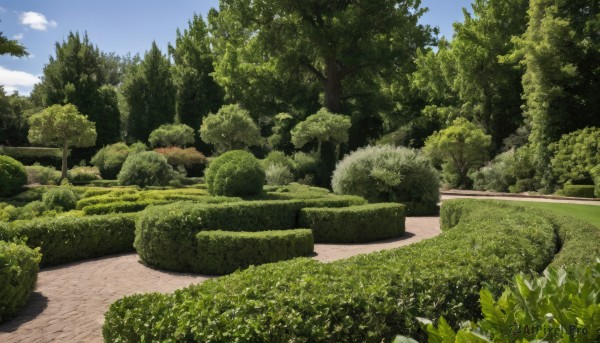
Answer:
xmin=291 ymin=108 xmax=351 ymax=156
xmin=199 ymin=104 xmax=262 ymax=153
xmin=148 ymin=124 xmax=196 ymax=148
xmin=28 ymin=104 xmax=97 ymax=178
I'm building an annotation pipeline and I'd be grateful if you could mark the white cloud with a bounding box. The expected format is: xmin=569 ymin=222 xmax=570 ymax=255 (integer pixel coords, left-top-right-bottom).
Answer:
xmin=12 ymin=33 xmax=24 ymax=40
xmin=20 ymin=11 xmax=58 ymax=31
xmin=0 ymin=66 xmax=41 ymax=94
xmin=0 ymin=7 xmax=6 ymax=13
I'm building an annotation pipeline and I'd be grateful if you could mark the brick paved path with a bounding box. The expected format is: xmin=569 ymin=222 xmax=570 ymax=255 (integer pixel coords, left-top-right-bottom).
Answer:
xmin=0 ymin=217 xmax=440 ymax=343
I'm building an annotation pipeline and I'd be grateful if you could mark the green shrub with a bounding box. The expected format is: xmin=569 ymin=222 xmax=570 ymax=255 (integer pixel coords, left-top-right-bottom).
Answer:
xmin=104 ymin=200 xmax=592 ymax=342
xmin=68 ymin=166 xmax=101 ymax=183
xmin=561 ymin=185 xmax=596 ymax=198
xmin=91 ymin=143 xmax=132 ymax=179
xmin=42 ymin=187 xmax=77 ymax=211
xmin=265 ymin=163 xmax=294 ymax=186
xmin=148 ymin=123 xmax=195 ymax=148
xmin=0 ymin=240 xmax=41 ymax=323
xmin=153 ymin=147 xmax=206 ymax=176
xmin=261 ymin=151 xmax=294 ymax=170
xmin=82 ymin=201 xmax=162 ymax=215
xmin=13 ymin=201 xmax=49 ymax=221
xmin=292 ymin=151 xmax=320 ymax=183
xmin=0 ymin=146 xmax=62 ymax=168
xmin=403 ymin=262 xmax=600 ymax=342
xmin=0 ymin=155 xmax=28 ymax=197
xmin=185 ymin=229 xmax=313 ymax=274
xmin=550 ymin=127 xmax=600 ymax=186
xmin=0 ymin=214 xmax=137 ymax=266
xmin=300 ymin=203 xmax=405 ymax=243
xmin=593 ymin=165 xmax=600 ymax=198
xmin=118 ymin=151 xmax=174 ymax=187
xmin=332 ymin=145 xmax=440 ymax=215
xmin=205 ymin=150 xmax=265 ymax=196
xmin=25 ymin=164 xmax=61 ymax=185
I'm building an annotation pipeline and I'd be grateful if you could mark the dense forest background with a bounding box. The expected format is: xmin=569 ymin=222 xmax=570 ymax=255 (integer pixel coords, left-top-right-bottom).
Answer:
xmin=1 ymin=0 xmax=598 ymax=192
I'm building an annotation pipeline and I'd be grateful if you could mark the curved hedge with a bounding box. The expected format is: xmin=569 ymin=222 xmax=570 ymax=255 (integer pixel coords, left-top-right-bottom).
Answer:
xmin=0 ymin=239 xmax=41 ymax=323
xmin=0 ymin=155 xmax=28 ymax=197
xmin=104 ymin=200 xmax=600 ymax=341
xmin=299 ymin=203 xmax=405 ymax=243
xmin=0 ymin=213 xmax=137 ymax=266
xmin=189 ymin=229 xmax=313 ymax=274
xmin=135 ymin=197 xmax=364 ymax=272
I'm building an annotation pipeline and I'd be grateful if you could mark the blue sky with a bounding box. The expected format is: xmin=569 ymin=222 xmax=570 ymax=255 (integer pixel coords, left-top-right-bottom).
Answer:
xmin=0 ymin=0 xmax=472 ymax=94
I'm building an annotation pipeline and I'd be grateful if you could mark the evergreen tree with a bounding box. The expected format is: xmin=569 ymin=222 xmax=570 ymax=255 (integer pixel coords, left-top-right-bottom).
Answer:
xmin=122 ymin=42 xmax=176 ymax=142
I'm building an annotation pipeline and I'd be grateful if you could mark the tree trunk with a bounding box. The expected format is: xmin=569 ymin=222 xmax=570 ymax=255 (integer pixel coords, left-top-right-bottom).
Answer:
xmin=317 ymin=139 xmax=322 ymax=155
xmin=61 ymin=142 xmax=68 ymax=181
xmin=324 ymin=58 xmax=342 ymax=113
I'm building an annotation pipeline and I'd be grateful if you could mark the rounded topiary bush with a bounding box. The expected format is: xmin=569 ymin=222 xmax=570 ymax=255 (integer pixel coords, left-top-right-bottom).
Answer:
xmin=332 ymin=145 xmax=440 ymax=215
xmin=117 ymin=151 xmax=174 ymax=187
xmin=0 ymin=239 xmax=41 ymax=323
xmin=42 ymin=187 xmax=78 ymax=211
xmin=205 ymin=150 xmax=265 ymax=196
xmin=91 ymin=143 xmax=133 ymax=180
xmin=0 ymin=155 xmax=28 ymax=197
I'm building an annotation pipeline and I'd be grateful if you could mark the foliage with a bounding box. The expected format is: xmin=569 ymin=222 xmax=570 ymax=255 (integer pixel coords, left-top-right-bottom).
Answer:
xmin=561 ymin=185 xmax=596 ymax=199
xmin=592 ymin=166 xmax=600 ymax=198
xmin=291 ymin=108 xmax=351 ymax=155
xmin=299 ymin=203 xmax=405 ymax=243
xmin=148 ymin=124 xmax=195 ymax=148
xmin=411 ymin=0 xmax=528 ymax=149
xmin=470 ymin=147 xmax=539 ymax=193
xmin=25 ymin=164 xmax=61 ymax=185
xmin=424 ymin=117 xmax=491 ymax=188
xmin=205 ymin=150 xmax=264 ymax=196
xmin=0 ymin=213 xmax=136 ymax=267
xmin=121 ymin=42 xmax=176 ymax=142
xmin=0 ymin=30 xmax=28 ymax=57
xmin=169 ymin=14 xmax=223 ymax=144
xmin=102 ymin=200 xmax=591 ymax=342
xmin=28 ymin=104 xmax=97 ymax=179
xmin=332 ymin=145 xmax=439 ymax=215
xmin=0 ymin=240 xmax=40 ymax=323
xmin=509 ymin=0 xmax=600 ymax=187
xmin=91 ymin=142 xmax=142 ymax=179
xmin=550 ymin=127 xmax=600 ymax=186
xmin=267 ymin=113 xmax=296 ymax=153
xmin=265 ymin=164 xmax=294 ymax=186
xmin=0 ymin=155 xmax=28 ymax=197
xmin=32 ymin=32 xmax=120 ymax=146
xmin=403 ymin=262 xmax=600 ymax=343
xmin=117 ymin=151 xmax=174 ymax=187
xmin=208 ymin=0 xmax=434 ymax=148
xmin=42 ymin=187 xmax=77 ymax=211
xmin=292 ymin=151 xmax=320 ymax=184
xmin=68 ymin=166 xmax=101 ymax=183
xmin=0 ymin=87 xmax=36 ymax=146
xmin=199 ymin=104 xmax=262 ymax=153
xmin=153 ymin=147 xmax=206 ymax=171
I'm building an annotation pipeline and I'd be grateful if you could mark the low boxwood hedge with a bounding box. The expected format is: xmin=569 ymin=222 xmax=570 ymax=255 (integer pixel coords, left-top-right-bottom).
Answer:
xmin=0 ymin=239 xmax=41 ymax=323
xmin=82 ymin=201 xmax=169 ymax=215
xmin=104 ymin=200 xmax=600 ymax=342
xmin=300 ymin=203 xmax=405 ymax=243
xmin=562 ymin=184 xmax=596 ymax=198
xmin=189 ymin=229 xmax=313 ymax=274
xmin=0 ymin=213 xmax=137 ymax=266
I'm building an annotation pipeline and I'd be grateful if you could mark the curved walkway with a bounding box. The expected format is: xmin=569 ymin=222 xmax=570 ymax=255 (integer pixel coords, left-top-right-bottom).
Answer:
xmin=0 ymin=217 xmax=440 ymax=343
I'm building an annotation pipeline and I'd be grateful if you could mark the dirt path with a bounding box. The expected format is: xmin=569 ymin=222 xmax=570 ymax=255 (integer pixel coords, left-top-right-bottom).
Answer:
xmin=0 ymin=217 xmax=440 ymax=343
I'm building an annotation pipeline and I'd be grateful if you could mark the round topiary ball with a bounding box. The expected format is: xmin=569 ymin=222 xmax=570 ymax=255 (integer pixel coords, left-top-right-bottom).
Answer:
xmin=332 ymin=145 xmax=440 ymax=215
xmin=42 ymin=187 xmax=77 ymax=211
xmin=205 ymin=150 xmax=265 ymax=196
xmin=0 ymin=155 xmax=28 ymax=197
xmin=118 ymin=151 xmax=174 ymax=187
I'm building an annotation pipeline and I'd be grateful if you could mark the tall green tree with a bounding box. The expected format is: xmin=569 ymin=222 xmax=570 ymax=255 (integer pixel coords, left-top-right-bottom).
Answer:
xmin=0 ymin=87 xmax=35 ymax=145
xmin=291 ymin=108 xmax=351 ymax=158
xmin=509 ymin=0 xmax=600 ymax=187
xmin=33 ymin=32 xmax=121 ymax=146
xmin=28 ymin=104 xmax=97 ymax=179
xmin=121 ymin=42 xmax=176 ymax=142
xmin=199 ymin=104 xmax=262 ymax=153
xmin=411 ymin=0 xmax=529 ymax=149
xmin=169 ymin=14 xmax=223 ymax=138
xmin=208 ymin=0 xmax=434 ymax=147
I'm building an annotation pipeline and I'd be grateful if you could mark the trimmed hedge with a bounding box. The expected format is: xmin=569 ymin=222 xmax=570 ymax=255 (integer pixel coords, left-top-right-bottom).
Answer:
xmin=135 ymin=197 xmax=365 ymax=272
xmin=205 ymin=150 xmax=265 ymax=197
xmin=0 ymin=155 xmax=28 ymax=197
xmin=0 ymin=239 xmax=41 ymax=323
xmin=0 ymin=214 xmax=137 ymax=266
xmin=103 ymin=199 xmax=600 ymax=342
xmin=562 ymin=184 xmax=596 ymax=198
xmin=300 ymin=203 xmax=405 ymax=243
xmin=189 ymin=229 xmax=314 ymax=274
xmin=82 ymin=201 xmax=164 ymax=215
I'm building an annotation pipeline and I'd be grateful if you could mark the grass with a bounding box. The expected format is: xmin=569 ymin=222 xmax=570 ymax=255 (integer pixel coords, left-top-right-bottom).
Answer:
xmin=509 ymin=201 xmax=600 ymax=228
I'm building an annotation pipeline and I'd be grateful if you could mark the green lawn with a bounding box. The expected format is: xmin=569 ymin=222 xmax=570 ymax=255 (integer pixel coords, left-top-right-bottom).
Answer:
xmin=509 ymin=201 xmax=600 ymax=228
